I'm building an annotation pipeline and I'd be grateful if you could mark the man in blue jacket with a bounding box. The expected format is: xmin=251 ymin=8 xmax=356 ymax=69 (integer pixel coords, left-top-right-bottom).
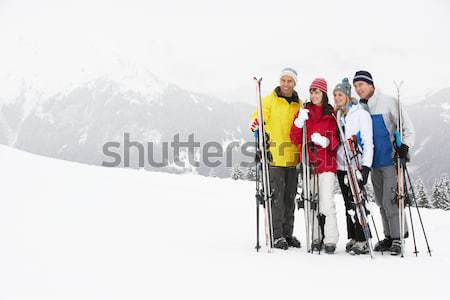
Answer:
xmin=353 ymin=70 xmax=416 ymax=255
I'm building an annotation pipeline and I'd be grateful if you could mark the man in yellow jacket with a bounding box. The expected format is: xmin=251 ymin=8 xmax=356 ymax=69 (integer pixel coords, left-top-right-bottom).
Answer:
xmin=250 ymin=67 xmax=303 ymax=250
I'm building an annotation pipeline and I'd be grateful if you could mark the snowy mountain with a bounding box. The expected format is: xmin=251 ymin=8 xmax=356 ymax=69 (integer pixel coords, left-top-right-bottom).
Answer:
xmin=0 ymin=144 xmax=448 ymax=299
xmin=0 ymin=65 xmax=255 ymax=178
xmin=407 ymin=87 xmax=450 ymax=189
xmin=0 ymin=65 xmax=448 ymax=186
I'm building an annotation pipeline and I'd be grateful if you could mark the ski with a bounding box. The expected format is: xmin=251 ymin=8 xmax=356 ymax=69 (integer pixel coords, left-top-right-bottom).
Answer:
xmin=298 ymin=107 xmax=312 ymax=253
xmin=253 ymin=77 xmax=274 ymax=252
xmin=394 ymin=80 xmax=407 ymax=257
xmin=335 ymin=110 xmax=375 ymax=259
xmin=295 ymin=103 xmax=322 ymax=254
xmin=392 ymin=81 xmax=432 ymax=258
xmin=310 ymin=168 xmax=323 ymax=254
xmin=348 ymin=134 xmax=383 ymax=255
xmin=254 ymin=130 xmax=262 ymax=252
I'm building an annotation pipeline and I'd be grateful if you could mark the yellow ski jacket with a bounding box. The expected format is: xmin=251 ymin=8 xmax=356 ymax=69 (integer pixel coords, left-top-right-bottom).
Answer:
xmin=250 ymin=87 xmax=303 ymax=167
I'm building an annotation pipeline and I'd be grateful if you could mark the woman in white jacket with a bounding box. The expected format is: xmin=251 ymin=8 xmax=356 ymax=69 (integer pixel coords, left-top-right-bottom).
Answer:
xmin=334 ymin=78 xmax=374 ymax=255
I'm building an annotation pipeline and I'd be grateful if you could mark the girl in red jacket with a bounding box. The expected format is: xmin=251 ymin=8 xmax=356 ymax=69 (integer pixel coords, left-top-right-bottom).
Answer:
xmin=290 ymin=78 xmax=339 ymax=254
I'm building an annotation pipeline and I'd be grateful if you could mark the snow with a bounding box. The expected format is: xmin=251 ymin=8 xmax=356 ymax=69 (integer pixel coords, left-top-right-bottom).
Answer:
xmin=0 ymin=57 xmax=169 ymax=124
xmin=440 ymin=111 xmax=450 ymax=123
xmin=413 ymin=136 xmax=432 ymax=156
xmin=222 ymin=129 xmax=246 ymax=150
xmin=58 ymin=144 xmax=68 ymax=154
xmin=0 ymin=145 xmax=449 ymax=300
xmin=78 ymin=133 xmax=88 ymax=145
xmin=166 ymin=148 xmax=200 ymax=174
xmin=441 ymin=103 xmax=450 ymax=110
xmin=145 ymin=129 xmax=162 ymax=145
xmin=190 ymin=94 xmax=200 ymax=104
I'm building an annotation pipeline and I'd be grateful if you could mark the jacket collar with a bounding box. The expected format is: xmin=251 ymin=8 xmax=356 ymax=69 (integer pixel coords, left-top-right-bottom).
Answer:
xmin=364 ymin=88 xmax=380 ymax=103
xmin=347 ymin=102 xmax=359 ymax=114
xmin=274 ymin=86 xmax=299 ymax=104
xmin=306 ymin=102 xmax=334 ymax=120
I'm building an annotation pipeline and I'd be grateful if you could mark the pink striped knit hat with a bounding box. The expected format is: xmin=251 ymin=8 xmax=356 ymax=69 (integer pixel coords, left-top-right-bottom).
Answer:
xmin=309 ymin=78 xmax=328 ymax=94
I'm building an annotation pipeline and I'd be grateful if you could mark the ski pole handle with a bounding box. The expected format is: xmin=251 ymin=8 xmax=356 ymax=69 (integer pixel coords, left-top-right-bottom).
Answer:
xmin=394 ymin=131 xmax=402 ymax=148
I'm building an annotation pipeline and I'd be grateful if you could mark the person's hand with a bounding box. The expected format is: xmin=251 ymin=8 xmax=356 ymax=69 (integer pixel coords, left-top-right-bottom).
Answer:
xmin=396 ymin=143 xmax=409 ymax=160
xmin=359 ymin=166 xmax=371 ymax=185
xmin=294 ymin=109 xmax=309 ymax=128
xmin=311 ymin=132 xmax=329 ymax=148
xmin=249 ymin=118 xmax=259 ymax=132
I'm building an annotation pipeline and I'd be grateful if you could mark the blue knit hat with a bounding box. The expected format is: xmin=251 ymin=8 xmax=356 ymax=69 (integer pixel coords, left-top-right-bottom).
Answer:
xmin=353 ymin=70 xmax=374 ymax=86
xmin=333 ymin=78 xmax=352 ymax=98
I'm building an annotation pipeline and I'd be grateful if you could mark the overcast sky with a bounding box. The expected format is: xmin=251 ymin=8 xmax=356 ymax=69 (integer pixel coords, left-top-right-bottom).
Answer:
xmin=1 ymin=0 xmax=449 ymax=104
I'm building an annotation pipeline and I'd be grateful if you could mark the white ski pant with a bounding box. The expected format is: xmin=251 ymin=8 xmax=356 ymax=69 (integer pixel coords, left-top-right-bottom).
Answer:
xmin=311 ymin=172 xmax=339 ymax=245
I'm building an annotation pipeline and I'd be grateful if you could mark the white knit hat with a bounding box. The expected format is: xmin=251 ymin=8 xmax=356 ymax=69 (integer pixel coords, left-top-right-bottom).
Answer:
xmin=280 ymin=67 xmax=298 ymax=84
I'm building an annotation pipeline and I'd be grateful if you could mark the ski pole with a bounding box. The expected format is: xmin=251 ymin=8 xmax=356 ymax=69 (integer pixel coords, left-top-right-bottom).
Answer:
xmin=405 ymin=166 xmax=432 ymax=257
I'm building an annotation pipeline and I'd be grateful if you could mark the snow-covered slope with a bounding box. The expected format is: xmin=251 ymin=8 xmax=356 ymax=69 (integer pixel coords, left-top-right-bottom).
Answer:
xmin=0 ymin=145 xmax=448 ymax=300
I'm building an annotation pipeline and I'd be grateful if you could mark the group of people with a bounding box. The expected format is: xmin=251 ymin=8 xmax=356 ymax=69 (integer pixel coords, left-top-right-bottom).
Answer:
xmin=249 ymin=67 xmax=415 ymax=255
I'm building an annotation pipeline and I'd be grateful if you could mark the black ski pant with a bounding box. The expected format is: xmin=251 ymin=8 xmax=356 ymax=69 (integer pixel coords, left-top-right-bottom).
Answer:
xmin=269 ymin=166 xmax=299 ymax=240
xmin=337 ymin=170 xmax=371 ymax=242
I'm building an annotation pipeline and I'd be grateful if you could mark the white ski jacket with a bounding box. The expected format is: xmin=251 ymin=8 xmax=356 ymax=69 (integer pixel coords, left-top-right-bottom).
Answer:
xmin=337 ymin=102 xmax=374 ymax=171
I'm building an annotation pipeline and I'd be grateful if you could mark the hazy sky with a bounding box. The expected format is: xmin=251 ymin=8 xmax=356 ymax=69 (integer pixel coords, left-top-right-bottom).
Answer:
xmin=1 ymin=0 xmax=449 ymax=104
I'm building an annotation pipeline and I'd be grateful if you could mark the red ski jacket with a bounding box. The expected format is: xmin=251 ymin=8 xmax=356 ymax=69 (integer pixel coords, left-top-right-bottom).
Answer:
xmin=290 ymin=103 xmax=339 ymax=174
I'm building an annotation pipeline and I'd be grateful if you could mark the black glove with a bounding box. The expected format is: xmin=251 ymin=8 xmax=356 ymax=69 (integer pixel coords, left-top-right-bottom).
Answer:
xmin=396 ymin=143 xmax=409 ymax=160
xmin=360 ymin=166 xmax=370 ymax=185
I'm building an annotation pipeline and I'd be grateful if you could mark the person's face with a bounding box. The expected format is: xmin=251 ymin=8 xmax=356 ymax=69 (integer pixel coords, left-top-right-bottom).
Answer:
xmin=353 ymin=81 xmax=374 ymax=100
xmin=280 ymin=75 xmax=295 ymax=96
xmin=334 ymin=90 xmax=348 ymax=108
xmin=310 ymin=88 xmax=323 ymax=105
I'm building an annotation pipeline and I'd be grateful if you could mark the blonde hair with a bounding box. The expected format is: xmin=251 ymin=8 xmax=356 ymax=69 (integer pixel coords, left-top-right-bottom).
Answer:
xmin=335 ymin=94 xmax=358 ymax=115
xmin=334 ymin=92 xmax=351 ymax=114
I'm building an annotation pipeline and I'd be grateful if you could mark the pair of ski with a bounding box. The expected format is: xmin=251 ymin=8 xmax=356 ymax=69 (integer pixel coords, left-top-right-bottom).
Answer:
xmin=254 ymin=77 xmax=274 ymax=252
xmin=297 ymin=107 xmax=325 ymax=255
xmin=393 ymin=81 xmax=432 ymax=258
xmin=395 ymin=81 xmax=407 ymax=258
xmin=335 ymin=109 xmax=377 ymax=258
